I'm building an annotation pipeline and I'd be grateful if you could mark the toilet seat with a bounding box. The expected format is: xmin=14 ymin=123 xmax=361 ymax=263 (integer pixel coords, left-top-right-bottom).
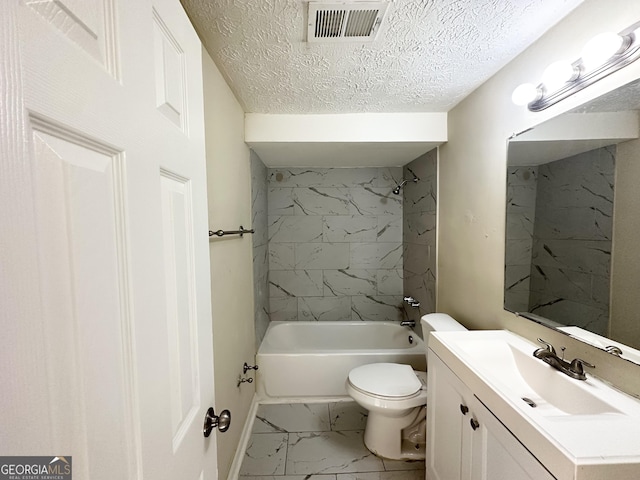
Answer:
xmin=348 ymin=363 xmax=423 ymax=399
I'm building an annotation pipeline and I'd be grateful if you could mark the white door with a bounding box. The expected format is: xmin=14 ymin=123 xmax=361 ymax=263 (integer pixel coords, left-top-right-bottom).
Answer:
xmin=0 ymin=1 xmax=219 ymax=479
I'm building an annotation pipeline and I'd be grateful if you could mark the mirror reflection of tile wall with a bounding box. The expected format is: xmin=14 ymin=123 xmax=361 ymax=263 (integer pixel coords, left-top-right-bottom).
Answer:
xmin=505 ymin=166 xmax=538 ymax=313
xmin=505 ymin=146 xmax=614 ymax=335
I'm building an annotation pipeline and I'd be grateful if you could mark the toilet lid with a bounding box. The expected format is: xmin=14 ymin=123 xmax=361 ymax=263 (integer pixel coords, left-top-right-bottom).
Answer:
xmin=348 ymin=363 xmax=422 ymax=398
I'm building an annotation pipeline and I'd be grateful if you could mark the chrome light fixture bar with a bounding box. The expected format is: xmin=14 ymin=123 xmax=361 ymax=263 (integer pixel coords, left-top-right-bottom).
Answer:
xmin=512 ymin=21 xmax=640 ymax=112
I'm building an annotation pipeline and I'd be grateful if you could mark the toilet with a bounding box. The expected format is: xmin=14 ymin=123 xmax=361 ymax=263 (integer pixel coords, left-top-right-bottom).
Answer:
xmin=346 ymin=313 xmax=467 ymax=460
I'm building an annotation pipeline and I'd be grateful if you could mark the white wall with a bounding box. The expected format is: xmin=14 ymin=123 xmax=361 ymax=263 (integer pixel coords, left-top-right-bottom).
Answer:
xmin=438 ymin=0 xmax=640 ymax=397
xmin=202 ymin=49 xmax=256 ymax=479
xmin=245 ymin=112 xmax=446 ymax=167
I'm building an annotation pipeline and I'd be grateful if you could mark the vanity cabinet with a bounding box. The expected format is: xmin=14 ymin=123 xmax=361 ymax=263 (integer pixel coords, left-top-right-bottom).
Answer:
xmin=427 ymin=350 xmax=555 ymax=480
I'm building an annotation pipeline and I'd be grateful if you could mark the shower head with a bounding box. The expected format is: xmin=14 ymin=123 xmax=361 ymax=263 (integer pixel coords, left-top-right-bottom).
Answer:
xmin=392 ymin=173 xmax=420 ymax=195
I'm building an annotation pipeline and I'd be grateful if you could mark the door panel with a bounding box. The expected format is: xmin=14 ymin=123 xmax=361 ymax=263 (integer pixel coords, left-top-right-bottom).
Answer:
xmin=153 ymin=11 xmax=187 ymax=130
xmin=24 ymin=0 xmax=119 ymax=76
xmin=31 ymin=121 xmax=136 ymax=480
xmin=160 ymin=171 xmax=201 ymax=450
xmin=2 ymin=1 xmax=216 ymax=478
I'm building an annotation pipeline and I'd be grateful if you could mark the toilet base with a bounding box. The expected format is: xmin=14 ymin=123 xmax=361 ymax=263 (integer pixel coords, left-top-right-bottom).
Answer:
xmin=363 ymin=405 xmax=426 ymax=460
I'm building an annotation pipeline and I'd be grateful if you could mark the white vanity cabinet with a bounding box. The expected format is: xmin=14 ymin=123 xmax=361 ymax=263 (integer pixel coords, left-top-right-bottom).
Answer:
xmin=427 ymin=350 xmax=555 ymax=480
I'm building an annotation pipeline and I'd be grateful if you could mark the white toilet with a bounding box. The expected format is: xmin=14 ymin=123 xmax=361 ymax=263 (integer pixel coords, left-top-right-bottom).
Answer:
xmin=346 ymin=313 xmax=467 ymax=460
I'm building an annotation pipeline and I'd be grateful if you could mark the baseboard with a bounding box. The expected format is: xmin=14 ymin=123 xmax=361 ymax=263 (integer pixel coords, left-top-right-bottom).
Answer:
xmin=226 ymin=393 xmax=260 ymax=480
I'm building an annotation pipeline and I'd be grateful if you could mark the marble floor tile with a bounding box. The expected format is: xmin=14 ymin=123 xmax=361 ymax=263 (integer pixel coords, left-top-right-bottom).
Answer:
xmin=239 ymin=433 xmax=288 ymax=476
xmin=253 ymin=404 xmax=331 ymax=433
xmin=240 ymin=476 xmax=337 ymax=480
xmin=329 ymin=402 xmax=368 ymax=431
xmin=286 ymin=431 xmax=384 ymax=474
xmin=239 ymin=402 xmax=426 ymax=479
xmin=336 ymin=470 xmax=425 ymax=480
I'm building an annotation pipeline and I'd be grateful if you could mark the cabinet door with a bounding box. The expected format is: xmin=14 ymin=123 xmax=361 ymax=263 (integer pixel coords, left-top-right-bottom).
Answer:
xmin=427 ymin=351 xmax=473 ymax=480
xmin=468 ymin=394 xmax=555 ymax=480
xmin=427 ymin=350 xmax=556 ymax=480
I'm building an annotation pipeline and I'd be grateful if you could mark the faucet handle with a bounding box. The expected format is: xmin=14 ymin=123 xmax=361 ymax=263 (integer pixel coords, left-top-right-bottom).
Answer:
xmin=403 ymin=296 xmax=420 ymax=308
xmin=536 ymin=338 xmax=556 ymax=355
xmin=570 ymin=358 xmax=595 ymax=373
xmin=605 ymin=345 xmax=623 ymax=356
xmin=568 ymin=358 xmax=594 ymax=380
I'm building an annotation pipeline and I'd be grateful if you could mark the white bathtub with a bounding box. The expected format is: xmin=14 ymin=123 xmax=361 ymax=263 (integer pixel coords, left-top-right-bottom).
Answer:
xmin=256 ymin=321 xmax=427 ymax=398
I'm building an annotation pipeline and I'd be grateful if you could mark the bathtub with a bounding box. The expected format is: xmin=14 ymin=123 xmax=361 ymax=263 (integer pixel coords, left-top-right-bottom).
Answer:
xmin=256 ymin=321 xmax=427 ymax=398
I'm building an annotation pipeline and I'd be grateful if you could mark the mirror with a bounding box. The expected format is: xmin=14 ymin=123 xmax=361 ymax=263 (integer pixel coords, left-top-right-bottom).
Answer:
xmin=505 ymin=78 xmax=640 ymax=364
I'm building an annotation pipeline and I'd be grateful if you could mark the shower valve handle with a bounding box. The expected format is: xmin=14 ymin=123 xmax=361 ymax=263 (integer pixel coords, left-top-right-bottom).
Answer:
xmin=243 ymin=362 xmax=259 ymax=374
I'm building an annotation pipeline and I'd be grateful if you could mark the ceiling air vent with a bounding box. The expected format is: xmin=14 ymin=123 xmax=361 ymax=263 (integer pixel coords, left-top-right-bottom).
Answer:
xmin=307 ymin=2 xmax=388 ymax=43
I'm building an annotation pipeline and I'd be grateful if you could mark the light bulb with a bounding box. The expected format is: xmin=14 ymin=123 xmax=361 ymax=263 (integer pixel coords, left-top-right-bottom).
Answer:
xmin=511 ymin=83 xmax=541 ymax=106
xmin=581 ymin=32 xmax=625 ymax=71
xmin=541 ymin=60 xmax=577 ymax=91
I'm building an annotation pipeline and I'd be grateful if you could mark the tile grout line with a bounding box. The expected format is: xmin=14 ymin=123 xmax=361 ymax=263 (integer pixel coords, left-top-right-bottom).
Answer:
xmin=283 ymin=431 xmax=290 ymax=476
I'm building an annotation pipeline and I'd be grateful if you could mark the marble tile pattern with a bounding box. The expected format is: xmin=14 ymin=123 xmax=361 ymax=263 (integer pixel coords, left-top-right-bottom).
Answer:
xmin=251 ymin=151 xmax=271 ymax=346
xmin=504 ymin=147 xmax=613 ymax=335
xmin=267 ymin=168 xmax=404 ymax=322
xmin=403 ymin=151 xmax=437 ymax=324
xmin=504 ymin=166 xmax=538 ymax=313
xmin=239 ymin=402 xmax=425 ymax=479
xmin=528 ymin=147 xmax=614 ymax=335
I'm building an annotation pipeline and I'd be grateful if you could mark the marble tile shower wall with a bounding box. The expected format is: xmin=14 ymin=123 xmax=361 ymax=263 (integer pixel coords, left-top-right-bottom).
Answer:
xmin=251 ymin=151 xmax=270 ymax=346
xmin=530 ymin=146 xmax=614 ymax=335
xmin=267 ymin=167 xmax=404 ymax=322
xmin=403 ymin=150 xmax=437 ymax=322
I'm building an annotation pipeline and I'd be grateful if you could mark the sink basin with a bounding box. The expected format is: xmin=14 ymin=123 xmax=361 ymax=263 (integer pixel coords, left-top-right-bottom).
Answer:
xmin=450 ymin=338 xmax=621 ymax=416
xmin=429 ymin=330 xmax=640 ymax=480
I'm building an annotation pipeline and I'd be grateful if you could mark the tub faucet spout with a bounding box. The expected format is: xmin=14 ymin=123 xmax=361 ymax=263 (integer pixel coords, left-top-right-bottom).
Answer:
xmin=400 ymin=320 xmax=415 ymax=328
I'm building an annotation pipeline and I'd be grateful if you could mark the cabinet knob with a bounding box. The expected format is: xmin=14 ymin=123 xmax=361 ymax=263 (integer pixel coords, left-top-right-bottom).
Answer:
xmin=459 ymin=404 xmax=469 ymax=415
xmin=470 ymin=418 xmax=480 ymax=431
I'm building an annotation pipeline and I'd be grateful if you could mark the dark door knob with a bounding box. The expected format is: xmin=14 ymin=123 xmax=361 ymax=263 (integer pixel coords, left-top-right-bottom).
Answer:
xmin=203 ymin=407 xmax=231 ymax=437
xmin=460 ymin=404 xmax=469 ymax=415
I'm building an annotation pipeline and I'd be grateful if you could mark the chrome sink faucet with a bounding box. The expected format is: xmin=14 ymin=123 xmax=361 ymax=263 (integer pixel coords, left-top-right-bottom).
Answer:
xmin=533 ymin=338 xmax=595 ymax=381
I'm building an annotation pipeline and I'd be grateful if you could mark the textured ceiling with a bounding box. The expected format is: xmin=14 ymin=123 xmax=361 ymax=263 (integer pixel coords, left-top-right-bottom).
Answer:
xmin=573 ymin=77 xmax=640 ymax=113
xmin=181 ymin=0 xmax=583 ymax=114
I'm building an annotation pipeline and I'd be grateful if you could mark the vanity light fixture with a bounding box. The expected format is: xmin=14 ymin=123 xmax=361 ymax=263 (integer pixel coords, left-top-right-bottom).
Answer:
xmin=512 ymin=20 xmax=640 ymax=111
xmin=581 ymin=32 xmax=628 ymax=71
xmin=511 ymin=83 xmax=541 ymax=106
xmin=540 ymin=60 xmax=579 ymax=91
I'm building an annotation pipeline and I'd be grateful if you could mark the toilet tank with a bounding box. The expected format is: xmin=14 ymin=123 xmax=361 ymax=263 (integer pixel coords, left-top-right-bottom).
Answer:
xmin=420 ymin=313 xmax=467 ymax=349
